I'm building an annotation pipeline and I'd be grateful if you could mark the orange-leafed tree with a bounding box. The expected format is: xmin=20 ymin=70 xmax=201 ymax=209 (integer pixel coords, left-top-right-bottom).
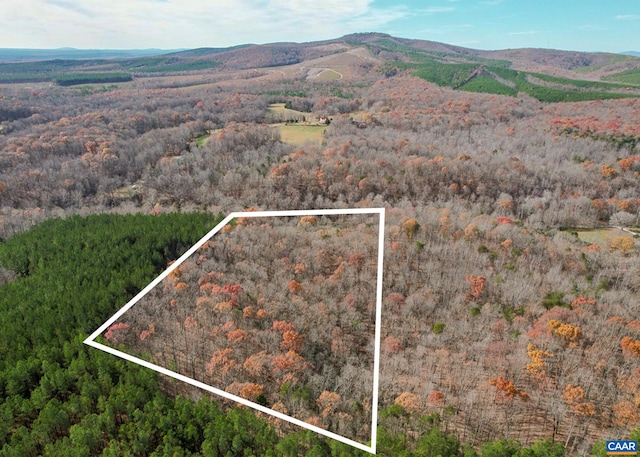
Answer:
xmin=243 ymin=351 xmax=271 ymax=379
xmin=347 ymin=252 xmax=366 ymax=271
xmin=395 ymin=392 xmax=421 ymax=414
xmin=489 ymin=376 xmax=529 ymax=401
xmin=611 ymin=237 xmax=634 ymax=254
xmin=139 ymin=323 xmax=155 ymax=342
xmin=427 ymin=390 xmax=445 ymax=406
xmin=273 ymin=320 xmax=295 ymax=334
xmin=317 ymin=391 xmax=341 ymax=418
xmin=206 ymin=348 xmax=236 ymax=380
xmin=280 ymin=329 xmax=303 ymax=353
xmin=601 ymin=164 xmax=617 ymax=178
xmin=464 ymin=223 xmax=479 ymax=240
xmin=621 ymin=336 xmax=640 ymax=357
xmin=104 ymin=322 xmax=130 ymax=344
xmin=401 ymin=218 xmax=420 ymax=239
xmin=240 ymin=383 xmax=264 ymax=402
xmin=242 ymin=306 xmax=255 ymax=318
xmin=526 ymin=344 xmax=554 ymax=380
xmin=227 ymin=328 xmax=248 ymax=343
xmin=297 ymin=216 xmax=317 ymax=227
xmin=562 ymin=384 xmax=595 ymax=417
xmin=548 ymin=320 xmax=582 ymax=346
xmin=271 ymin=350 xmax=309 ymax=375
xmin=612 ymin=401 xmax=640 ymax=430
xmin=287 ymin=279 xmax=303 ymax=294
xmin=571 ymin=296 xmax=596 ymax=308
xmin=465 ymin=274 xmax=486 ymax=301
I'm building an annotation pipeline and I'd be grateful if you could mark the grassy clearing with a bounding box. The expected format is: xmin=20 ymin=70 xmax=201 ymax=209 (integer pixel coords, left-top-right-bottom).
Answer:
xmin=193 ymin=129 xmax=220 ymax=147
xmin=267 ymin=103 xmax=306 ymax=115
xmin=195 ymin=134 xmax=210 ymax=147
xmin=279 ymin=124 xmax=326 ymax=144
xmin=112 ymin=184 xmax=143 ymax=201
xmin=267 ymin=103 xmax=308 ymax=122
xmin=316 ymin=69 xmax=342 ymax=81
xmin=575 ymin=227 xmax=635 ymax=247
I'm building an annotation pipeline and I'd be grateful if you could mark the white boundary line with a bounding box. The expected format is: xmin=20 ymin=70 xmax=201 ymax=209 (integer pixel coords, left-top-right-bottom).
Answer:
xmin=84 ymin=208 xmax=385 ymax=454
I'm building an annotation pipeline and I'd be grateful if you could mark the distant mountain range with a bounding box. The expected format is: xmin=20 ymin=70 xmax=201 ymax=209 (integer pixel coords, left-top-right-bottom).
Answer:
xmin=1 ymin=36 xmax=638 ymax=66
xmin=1 ymin=33 xmax=639 ymax=100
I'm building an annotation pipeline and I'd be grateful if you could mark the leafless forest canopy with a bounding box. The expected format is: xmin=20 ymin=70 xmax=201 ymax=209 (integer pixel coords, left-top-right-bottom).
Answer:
xmin=105 ymin=213 xmax=380 ymax=444
xmin=1 ymin=37 xmax=640 ymax=455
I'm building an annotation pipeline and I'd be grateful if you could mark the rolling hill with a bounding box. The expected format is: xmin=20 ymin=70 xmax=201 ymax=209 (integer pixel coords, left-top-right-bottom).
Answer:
xmin=0 ymin=33 xmax=639 ymax=102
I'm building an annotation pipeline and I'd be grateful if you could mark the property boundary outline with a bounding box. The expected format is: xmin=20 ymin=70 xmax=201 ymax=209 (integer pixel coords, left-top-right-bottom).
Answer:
xmin=85 ymin=208 xmax=385 ymax=454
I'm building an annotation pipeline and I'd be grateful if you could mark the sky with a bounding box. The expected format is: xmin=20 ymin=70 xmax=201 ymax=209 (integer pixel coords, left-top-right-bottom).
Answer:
xmin=0 ymin=0 xmax=638 ymax=53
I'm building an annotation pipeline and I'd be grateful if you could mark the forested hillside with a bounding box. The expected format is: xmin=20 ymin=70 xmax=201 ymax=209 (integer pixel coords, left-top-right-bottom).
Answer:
xmin=101 ymin=212 xmax=381 ymax=446
xmin=1 ymin=34 xmax=640 ymax=456
xmin=0 ymin=213 xmax=573 ymax=456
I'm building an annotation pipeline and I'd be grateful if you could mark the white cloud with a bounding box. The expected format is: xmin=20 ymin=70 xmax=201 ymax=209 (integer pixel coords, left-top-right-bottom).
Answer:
xmin=508 ymin=31 xmax=539 ymax=36
xmin=615 ymin=14 xmax=640 ymax=20
xmin=0 ymin=0 xmax=409 ymax=48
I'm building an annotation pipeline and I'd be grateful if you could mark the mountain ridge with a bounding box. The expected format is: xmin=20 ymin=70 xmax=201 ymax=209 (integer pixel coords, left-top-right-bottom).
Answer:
xmin=164 ymin=33 xmax=640 ymax=77
xmin=1 ymin=33 xmax=639 ymax=98
xmin=3 ymin=33 xmax=639 ymax=69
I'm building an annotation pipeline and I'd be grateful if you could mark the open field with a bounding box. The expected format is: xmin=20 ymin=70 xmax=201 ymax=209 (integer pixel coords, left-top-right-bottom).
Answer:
xmin=195 ymin=134 xmax=209 ymax=147
xmin=266 ymin=103 xmax=308 ymax=123
xmin=313 ymin=69 xmax=342 ymax=81
xmin=194 ymin=129 xmax=222 ymax=147
xmin=267 ymin=103 xmax=328 ymax=143
xmin=267 ymin=103 xmax=307 ymax=116
xmin=279 ymin=124 xmax=326 ymax=144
